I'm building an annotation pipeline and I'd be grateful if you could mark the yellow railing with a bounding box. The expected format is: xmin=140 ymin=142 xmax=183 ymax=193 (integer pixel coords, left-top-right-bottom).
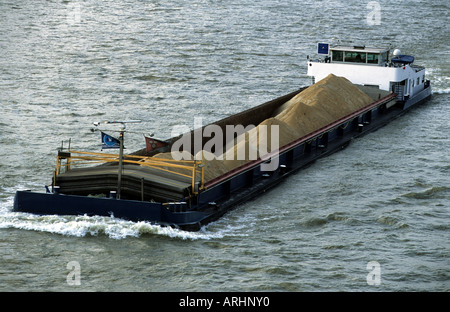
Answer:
xmin=56 ymin=150 xmax=205 ymax=193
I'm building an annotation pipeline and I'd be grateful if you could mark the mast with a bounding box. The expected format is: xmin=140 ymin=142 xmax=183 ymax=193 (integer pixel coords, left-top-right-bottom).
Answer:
xmin=94 ymin=120 xmax=141 ymax=200
xmin=117 ymin=124 xmax=125 ymax=199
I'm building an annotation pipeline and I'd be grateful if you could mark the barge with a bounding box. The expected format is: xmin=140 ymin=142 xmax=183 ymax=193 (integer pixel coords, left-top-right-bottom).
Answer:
xmin=13 ymin=44 xmax=432 ymax=231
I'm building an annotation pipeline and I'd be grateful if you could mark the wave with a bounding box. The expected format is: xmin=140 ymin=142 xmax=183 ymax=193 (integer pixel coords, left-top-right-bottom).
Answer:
xmin=432 ymin=89 xmax=450 ymax=95
xmin=0 ymin=195 xmax=224 ymax=240
xmin=402 ymin=186 xmax=449 ymax=200
xmin=0 ymin=211 xmax=228 ymax=240
xmin=134 ymin=74 xmax=194 ymax=83
xmin=426 ymin=67 xmax=449 ymax=94
xmin=376 ymin=215 xmax=409 ymax=229
xmin=0 ymin=193 xmax=253 ymax=240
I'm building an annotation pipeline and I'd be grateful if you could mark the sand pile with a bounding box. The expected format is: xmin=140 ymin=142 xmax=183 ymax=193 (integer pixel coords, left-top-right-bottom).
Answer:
xmin=150 ymin=74 xmax=374 ymax=183
xmin=276 ymin=100 xmax=334 ymax=137
xmin=149 ymin=150 xmax=229 ymax=182
xmin=274 ymin=74 xmax=373 ymax=117
xmin=221 ymin=74 xmax=373 ymax=173
xmin=194 ymin=150 xmax=230 ymax=181
xmin=222 ymin=117 xmax=301 ymax=170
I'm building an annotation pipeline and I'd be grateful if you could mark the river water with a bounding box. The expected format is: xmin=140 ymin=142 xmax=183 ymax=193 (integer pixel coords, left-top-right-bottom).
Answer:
xmin=0 ymin=0 xmax=448 ymax=292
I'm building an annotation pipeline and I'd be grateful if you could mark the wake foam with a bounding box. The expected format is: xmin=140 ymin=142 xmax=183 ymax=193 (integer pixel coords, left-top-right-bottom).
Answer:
xmin=0 ymin=211 xmax=223 ymax=240
xmin=432 ymin=89 xmax=450 ymax=94
xmin=0 ymin=194 xmax=251 ymax=240
xmin=426 ymin=67 xmax=449 ymax=94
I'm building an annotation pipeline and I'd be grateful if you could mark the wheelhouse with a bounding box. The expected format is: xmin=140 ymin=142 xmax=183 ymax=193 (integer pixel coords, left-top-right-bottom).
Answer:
xmin=330 ymin=46 xmax=389 ymax=66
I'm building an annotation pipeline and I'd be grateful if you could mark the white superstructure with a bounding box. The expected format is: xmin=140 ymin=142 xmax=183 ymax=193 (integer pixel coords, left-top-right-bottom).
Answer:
xmin=307 ymin=44 xmax=427 ymax=102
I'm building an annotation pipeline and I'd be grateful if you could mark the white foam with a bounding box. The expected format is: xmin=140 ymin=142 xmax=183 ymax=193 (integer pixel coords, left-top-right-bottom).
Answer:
xmin=0 ymin=186 xmax=256 ymax=240
xmin=426 ymin=67 xmax=449 ymax=94
xmin=0 ymin=209 xmax=229 ymax=240
xmin=0 ymin=194 xmax=245 ymax=240
xmin=432 ymin=89 xmax=450 ymax=94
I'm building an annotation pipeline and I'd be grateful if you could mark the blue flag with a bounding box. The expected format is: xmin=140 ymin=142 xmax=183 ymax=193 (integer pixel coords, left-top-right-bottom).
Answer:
xmin=317 ymin=43 xmax=329 ymax=55
xmin=101 ymin=132 xmax=121 ymax=149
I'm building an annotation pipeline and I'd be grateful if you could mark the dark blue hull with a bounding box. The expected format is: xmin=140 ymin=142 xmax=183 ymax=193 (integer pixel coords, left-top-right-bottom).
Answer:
xmin=13 ymin=84 xmax=432 ymax=231
xmin=14 ymin=191 xmax=209 ymax=229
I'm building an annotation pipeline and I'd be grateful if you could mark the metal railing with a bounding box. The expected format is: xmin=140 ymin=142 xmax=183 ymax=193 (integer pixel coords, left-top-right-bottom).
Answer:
xmin=56 ymin=150 xmax=205 ymax=194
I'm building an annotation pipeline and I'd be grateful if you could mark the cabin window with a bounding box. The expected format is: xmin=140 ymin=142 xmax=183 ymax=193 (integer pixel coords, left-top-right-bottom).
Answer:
xmin=367 ymin=53 xmax=379 ymax=64
xmin=417 ymin=77 xmax=420 ymax=85
xmin=380 ymin=52 xmax=388 ymax=64
xmin=332 ymin=50 xmax=343 ymax=62
xmin=344 ymin=51 xmax=366 ymax=63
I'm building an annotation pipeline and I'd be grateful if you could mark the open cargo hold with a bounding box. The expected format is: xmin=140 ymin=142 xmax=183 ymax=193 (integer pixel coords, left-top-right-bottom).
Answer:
xmin=53 ymin=74 xmax=378 ymax=201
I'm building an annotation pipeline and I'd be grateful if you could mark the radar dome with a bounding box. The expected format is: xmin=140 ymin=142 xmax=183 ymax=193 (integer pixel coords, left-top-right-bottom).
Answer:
xmin=393 ymin=49 xmax=401 ymax=56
